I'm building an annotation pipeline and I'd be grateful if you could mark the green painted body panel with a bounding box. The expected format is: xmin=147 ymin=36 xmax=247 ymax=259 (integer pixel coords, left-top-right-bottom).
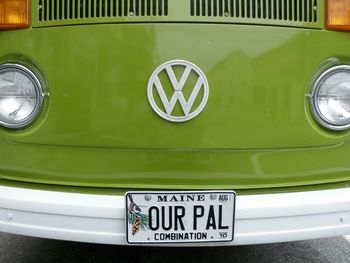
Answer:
xmin=1 ymin=138 xmax=350 ymax=189
xmin=1 ymin=25 xmax=350 ymax=149
xmin=1 ymin=7 xmax=350 ymax=190
xmin=0 ymin=177 xmax=349 ymax=196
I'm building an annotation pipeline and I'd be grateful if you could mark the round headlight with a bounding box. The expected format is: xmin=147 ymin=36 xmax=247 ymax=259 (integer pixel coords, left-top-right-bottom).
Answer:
xmin=311 ymin=65 xmax=350 ymax=130
xmin=0 ymin=64 xmax=43 ymax=129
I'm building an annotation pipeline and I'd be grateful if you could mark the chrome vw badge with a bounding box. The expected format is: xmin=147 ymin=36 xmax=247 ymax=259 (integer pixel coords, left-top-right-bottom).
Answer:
xmin=147 ymin=60 xmax=209 ymax=122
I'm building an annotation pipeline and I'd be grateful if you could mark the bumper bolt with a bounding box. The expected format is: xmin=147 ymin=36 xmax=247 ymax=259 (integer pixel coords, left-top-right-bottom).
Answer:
xmin=7 ymin=213 xmax=13 ymax=221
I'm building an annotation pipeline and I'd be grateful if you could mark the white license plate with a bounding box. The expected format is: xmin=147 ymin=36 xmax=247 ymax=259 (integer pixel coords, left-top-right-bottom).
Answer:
xmin=125 ymin=191 xmax=235 ymax=244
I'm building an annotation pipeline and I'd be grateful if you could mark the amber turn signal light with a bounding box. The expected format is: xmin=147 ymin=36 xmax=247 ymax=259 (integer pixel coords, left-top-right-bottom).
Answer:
xmin=0 ymin=0 xmax=28 ymax=29
xmin=326 ymin=0 xmax=350 ymax=31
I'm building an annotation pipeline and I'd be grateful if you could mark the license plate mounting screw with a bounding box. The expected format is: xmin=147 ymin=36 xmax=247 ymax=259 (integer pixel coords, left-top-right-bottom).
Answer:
xmin=145 ymin=194 xmax=152 ymax=201
xmin=210 ymin=193 xmax=217 ymax=200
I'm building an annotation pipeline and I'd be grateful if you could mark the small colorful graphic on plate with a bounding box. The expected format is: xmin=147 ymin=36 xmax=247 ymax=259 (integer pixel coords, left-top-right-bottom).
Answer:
xmin=127 ymin=194 xmax=150 ymax=235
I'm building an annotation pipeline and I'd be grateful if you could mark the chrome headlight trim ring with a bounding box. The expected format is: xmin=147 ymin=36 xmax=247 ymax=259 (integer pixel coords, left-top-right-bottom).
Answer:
xmin=310 ymin=65 xmax=350 ymax=131
xmin=0 ymin=63 xmax=44 ymax=129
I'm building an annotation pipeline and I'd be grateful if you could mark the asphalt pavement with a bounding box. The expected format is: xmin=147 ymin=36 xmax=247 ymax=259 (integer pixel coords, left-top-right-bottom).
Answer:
xmin=1 ymin=233 xmax=350 ymax=263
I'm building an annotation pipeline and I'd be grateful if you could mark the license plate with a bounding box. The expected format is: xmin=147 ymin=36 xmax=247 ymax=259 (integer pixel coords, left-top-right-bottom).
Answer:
xmin=125 ymin=191 xmax=235 ymax=244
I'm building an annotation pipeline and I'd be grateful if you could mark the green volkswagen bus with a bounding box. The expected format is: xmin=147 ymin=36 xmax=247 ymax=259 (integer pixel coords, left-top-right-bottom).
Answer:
xmin=0 ymin=0 xmax=350 ymax=245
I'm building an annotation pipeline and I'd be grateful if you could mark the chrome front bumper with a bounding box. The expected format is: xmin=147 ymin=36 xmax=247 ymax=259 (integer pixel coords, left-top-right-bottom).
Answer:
xmin=1 ymin=185 xmax=350 ymax=246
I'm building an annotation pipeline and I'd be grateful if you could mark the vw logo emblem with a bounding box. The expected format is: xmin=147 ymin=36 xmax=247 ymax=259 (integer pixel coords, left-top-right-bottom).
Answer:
xmin=147 ymin=60 xmax=209 ymax=122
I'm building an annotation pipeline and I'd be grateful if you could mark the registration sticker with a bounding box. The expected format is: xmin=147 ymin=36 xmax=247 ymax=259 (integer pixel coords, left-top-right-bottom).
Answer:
xmin=125 ymin=191 xmax=235 ymax=244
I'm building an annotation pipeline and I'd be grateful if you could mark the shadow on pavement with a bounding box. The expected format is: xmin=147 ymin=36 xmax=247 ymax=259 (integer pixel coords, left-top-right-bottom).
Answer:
xmin=0 ymin=233 xmax=344 ymax=263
